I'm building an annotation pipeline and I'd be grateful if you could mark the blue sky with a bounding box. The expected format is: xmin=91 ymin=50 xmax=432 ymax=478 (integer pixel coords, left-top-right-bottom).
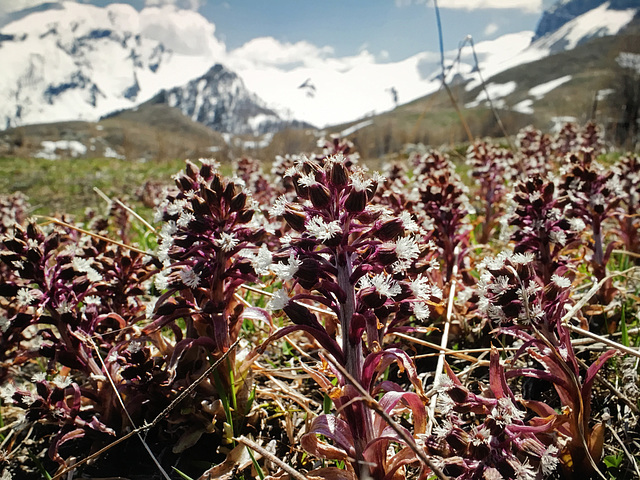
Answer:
xmin=1 ymin=0 xmax=555 ymax=62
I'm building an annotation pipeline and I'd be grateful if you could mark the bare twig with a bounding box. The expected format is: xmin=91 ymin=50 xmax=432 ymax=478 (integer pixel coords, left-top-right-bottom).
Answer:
xmin=434 ymin=0 xmax=474 ymax=145
xmin=561 ymin=267 xmax=639 ymax=325
xmin=392 ymin=332 xmax=487 ymax=365
xmin=567 ymin=324 xmax=640 ymax=360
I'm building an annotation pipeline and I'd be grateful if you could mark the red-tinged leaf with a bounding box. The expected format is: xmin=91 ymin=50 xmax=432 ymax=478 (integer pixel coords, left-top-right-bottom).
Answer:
xmin=382 ymin=446 xmax=420 ymax=480
xmin=489 ymin=347 xmax=515 ymax=401
xmin=557 ymin=324 xmax=580 ymax=373
xmin=362 ymin=426 xmax=413 ymax=468
xmin=583 ymin=349 xmax=616 ymax=395
xmin=582 ymin=349 xmax=616 ymax=419
xmin=240 ymin=306 xmax=272 ymax=327
xmin=262 ymin=324 xmax=344 ymax=364
xmin=301 ymin=361 xmax=334 ymax=391
xmin=506 ymin=417 xmax=556 ymax=434
xmin=505 ymin=367 xmax=571 ymax=393
xmin=373 ymin=391 xmax=427 ymax=436
xmin=305 ymin=414 xmax=356 ymax=457
xmin=49 ymin=428 xmax=86 ymax=463
xmin=520 ymin=398 xmax=558 ymax=418
xmin=94 ymin=312 xmax=127 ymax=330
xmin=85 ymin=416 xmax=116 ymax=435
xmin=362 ymin=348 xmax=423 ymax=395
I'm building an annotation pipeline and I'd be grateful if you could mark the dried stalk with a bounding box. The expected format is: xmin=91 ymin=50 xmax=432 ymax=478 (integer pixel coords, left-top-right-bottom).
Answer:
xmin=93 ymin=186 xmax=157 ymax=233
xmin=235 ymin=435 xmax=308 ymax=480
xmin=36 ymin=216 xmax=156 ymax=257
xmin=428 ymin=246 xmax=459 ymax=433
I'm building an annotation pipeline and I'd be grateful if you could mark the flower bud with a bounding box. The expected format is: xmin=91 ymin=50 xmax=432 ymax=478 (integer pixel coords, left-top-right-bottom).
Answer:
xmin=178 ymin=176 xmax=192 ymax=192
xmin=236 ymin=209 xmax=254 ymax=224
xmin=376 ymin=218 xmax=404 ymax=241
xmin=345 ymin=188 xmax=366 ymax=213
xmin=185 ymin=160 xmax=199 ymax=180
xmin=360 ymin=286 xmax=386 ymax=309
xmin=283 ymin=206 xmax=307 ymax=232
xmin=230 ymin=192 xmax=247 ymax=212
xmin=445 ymin=427 xmax=469 ymax=453
xmin=309 ymin=184 xmax=331 ymax=209
xmin=329 ymin=161 xmax=349 ymax=187
xmin=447 ymin=386 xmax=468 ymax=403
xmin=283 ymin=302 xmax=320 ymax=329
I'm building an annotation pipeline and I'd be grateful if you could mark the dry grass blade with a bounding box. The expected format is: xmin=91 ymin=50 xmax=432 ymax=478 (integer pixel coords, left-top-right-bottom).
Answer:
xmin=51 ymin=339 xmax=240 ymax=480
xmin=392 ymin=332 xmax=487 ymax=365
xmin=607 ymin=424 xmax=640 ymax=478
xmin=235 ymin=435 xmax=308 ymax=480
xmin=93 ymin=186 xmax=157 ymax=233
xmin=428 ymin=246 xmax=459 ymax=433
xmin=36 ymin=215 xmax=157 ymax=257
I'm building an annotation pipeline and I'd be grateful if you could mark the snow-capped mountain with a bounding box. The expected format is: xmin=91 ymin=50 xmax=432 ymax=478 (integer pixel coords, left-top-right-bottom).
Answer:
xmin=531 ymin=0 xmax=638 ymax=52
xmin=147 ymin=64 xmax=308 ymax=135
xmin=534 ymin=0 xmax=639 ymax=41
xmin=0 ymin=1 xmax=269 ymax=133
xmin=0 ymin=0 xmax=637 ymax=134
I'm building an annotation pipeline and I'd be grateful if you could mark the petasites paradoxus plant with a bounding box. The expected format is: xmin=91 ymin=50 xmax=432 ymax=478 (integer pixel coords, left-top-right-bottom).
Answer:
xmin=477 ymin=250 xmax=615 ymax=478
xmin=145 ymin=159 xmax=272 ymax=448
xmin=0 ymin=216 xmax=160 ymax=466
xmin=422 ymin=350 xmax=561 ymax=479
xmin=264 ymin=153 xmax=441 ymax=479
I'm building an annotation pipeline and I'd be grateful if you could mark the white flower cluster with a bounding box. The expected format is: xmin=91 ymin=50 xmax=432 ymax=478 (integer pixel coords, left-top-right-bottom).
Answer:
xmin=391 ymin=235 xmax=420 ymax=273
xmin=215 ymin=232 xmax=239 ymax=252
xmin=180 ymin=266 xmax=201 ymax=288
xmin=305 ymin=217 xmax=341 ymax=241
xmin=16 ymin=288 xmax=41 ymax=307
xmin=271 ymin=252 xmax=301 ymax=282
xmin=267 ymin=288 xmax=290 ymax=311
xmin=72 ymin=257 xmax=103 ymax=282
xmin=360 ymin=272 xmax=401 ymax=298
xmin=240 ymin=244 xmax=273 ymax=276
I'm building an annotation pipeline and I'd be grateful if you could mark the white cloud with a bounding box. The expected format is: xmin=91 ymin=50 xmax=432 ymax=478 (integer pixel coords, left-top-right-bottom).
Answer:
xmin=140 ymin=5 xmax=225 ymax=57
xmin=228 ymin=37 xmax=335 ymax=70
xmin=484 ymin=23 xmax=499 ymax=36
xmin=396 ymin=0 xmax=543 ymax=12
xmin=145 ymin=0 xmax=204 ymax=9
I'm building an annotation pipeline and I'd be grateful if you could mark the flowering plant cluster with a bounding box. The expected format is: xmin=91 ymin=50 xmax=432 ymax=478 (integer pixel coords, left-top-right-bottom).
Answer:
xmin=0 ymin=122 xmax=637 ymax=480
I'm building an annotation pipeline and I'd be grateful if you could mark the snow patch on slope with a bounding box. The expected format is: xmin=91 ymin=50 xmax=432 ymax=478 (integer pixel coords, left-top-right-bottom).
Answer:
xmin=529 ymin=75 xmax=573 ymax=99
xmin=532 ymin=2 xmax=636 ymax=52
xmin=465 ymin=81 xmax=517 ymax=109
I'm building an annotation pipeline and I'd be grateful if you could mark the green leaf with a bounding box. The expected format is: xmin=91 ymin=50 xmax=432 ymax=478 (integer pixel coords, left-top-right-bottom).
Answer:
xmin=621 ymin=304 xmax=629 ymax=347
xmin=603 ymin=452 xmax=624 ymax=469
xmin=173 ymin=467 xmax=196 ymax=480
